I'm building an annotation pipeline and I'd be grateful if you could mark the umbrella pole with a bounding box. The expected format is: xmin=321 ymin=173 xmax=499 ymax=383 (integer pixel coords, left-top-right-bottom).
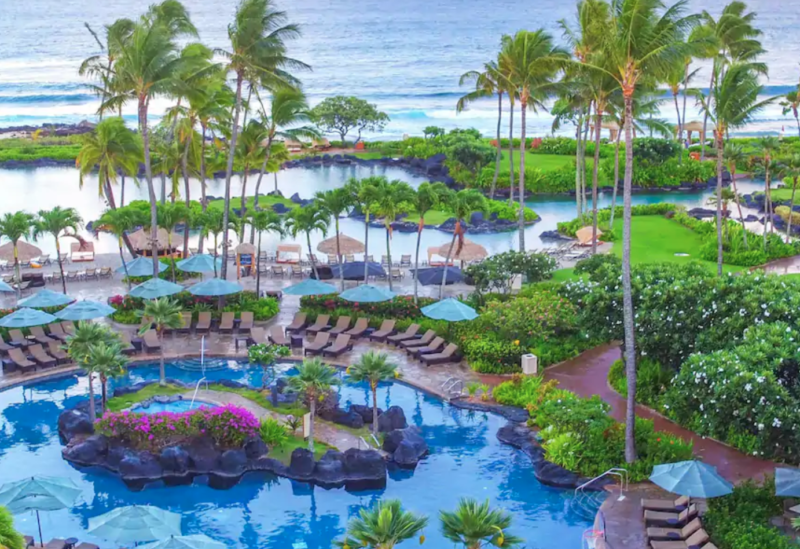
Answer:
xmin=36 ymin=509 xmax=43 ymax=547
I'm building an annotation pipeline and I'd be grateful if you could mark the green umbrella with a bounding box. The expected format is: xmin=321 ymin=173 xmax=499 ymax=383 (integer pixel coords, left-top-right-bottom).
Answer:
xmin=55 ymin=300 xmax=116 ymax=321
xmin=118 ymin=257 xmax=169 ymax=277
xmin=139 ymin=534 xmax=226 ymax=549
xmin=176 ymin=254 xmax=222 ymax=274
xmin=283 ymin=279 xmax=338 ymax=296
xmin=129 ymin=278 xmax=184 ymax=300
xmin=0 ymin=308 xmax=57 ymax=328
xmin=188 ymin=278 xmax=243 ymax=297
xmin=650 ymin=461 xmax=733 ymax=498
xmin=0 ymin=280 xmax=13 ymax=293
xmin=88 ymin=505 xmax=182 ymax=544
xmin=339 ymin=284 xmax=396 ymax=303
xmin=18 ymin=289 xmax=73 ymax=309
xmin=0 ymin=476 xmax=82 ymax=546
xmin=421 ymin=298 xmax=477 ymax=321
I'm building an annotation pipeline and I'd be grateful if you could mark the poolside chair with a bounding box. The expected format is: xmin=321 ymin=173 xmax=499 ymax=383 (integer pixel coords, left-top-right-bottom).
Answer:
xmin=138 ymin=315 xmax=154 ymax=332
xmin=99 ymin=267 xmax=113 ymax=279
xmin=381 ymin=255 xmax=390 ymax=267
xmin=369 ymin=320 xmax=397 ymax=342
xmin=50 ymin=272 xmax=62 ymax=286
xmin=219 ymin=312 xmax=235 ymax=333
xmin=30 ymin=326 xmax=55 ymax=345
xmin=118 ymin=332 xmax=137 ymax=355
xmin=642 ymin=496 xmax=690 ymax=512
xmin=645 ymin=504 xmax=697 ymax=527
xmin=304 ymin=332 xmax=331 ymax=356
xmin=8 ymin=348 xmax=36 ymax=373
xmin=327 ymin=316 xmax=351 ymax=335
xmin=239 ymin=311 xmax=254 ymax=331
xmin=43 ymin=539 xmax=67 ymax=549
xmin=285 ymin=313 xmax=308 ymax=334
xmin=366 ymin=255 xmax=374 ymax=263
xmin=268 ymin=326 xmax=291 ymax=346
xmin=271 ymin=265 xmax=286 ymax=278
xmin=322 ymin=334 xmax=353 ymax=357
xmin=75 ymin=543 xmax=101 ymax=549
xmin=400 ymin=329 xmax=435 ymax=349
xmin=345 ymin=318 xmax=369 ymax=338
xmin=345 ymin=254 xmax=355 ymax=263
xmin=387 ymin=324 xmax=420 ymax=345
xmin=647 ymin=517 xmax=701 ymax=541
xmin=142 ymin=330 xmax=162 ymax=352
xmin=0 ymin=334 xmax=14 ymax=354
xmin=29 ymin=344 xmax=57 ymax=368
xmin=248 ymin=327 xmax=268 ymax=346
xmin=8 ymin=329 xmax=30 ymax=347
xmin=407 ymin=336 xmax=445 ymax=357
xmin=61 ymin=321 xmax=76 ymax=335
xmin=291 ymin=265 xmax=304 ymax=278
xmin=47 ymin=323 xmax=69 ymax=342
xmin=327 ymin=254 xmax=339 ymax=265
xmin=400 ymin=254 xmax=412 ymax=267
xmin=420 ymin=343 xmax=459 ymax=365
xmin=306 ymin=314 xmax=331 ymax=336
xmin=65 ymin=271 xmax=79 ymax=283
xmin=649 ymin=529 xmax=709 ymax=549
xmin=84 ymin=268 xmax=99 ymax=281
xmin=47 ymin=341 xmax=69 ymax=364
xmin=196 ymin=312 xmax=212 ymax=333
xmin=391 ymin=268 xmax=403 ymax=280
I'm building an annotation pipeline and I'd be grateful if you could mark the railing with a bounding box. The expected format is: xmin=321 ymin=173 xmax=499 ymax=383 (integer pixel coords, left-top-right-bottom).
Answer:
xmin=572 ymin=468 xmax=628 ymax=521
xmin=369 ymin=433 xmax=380 ymax=448
xmin=358 ymin=436 xmax=372 ymax=450
xmin=441 ymin=377 xmax=464 ymax=400
xmin=190 ymin=377 xmax=208 ymax=409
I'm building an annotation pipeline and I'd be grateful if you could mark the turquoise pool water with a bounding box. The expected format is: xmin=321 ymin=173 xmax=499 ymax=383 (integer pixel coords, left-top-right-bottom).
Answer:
xmin=0 ymin=361 xmax=591 ymax=548
xmin=131 ymin=400 xmax=217 ymax=414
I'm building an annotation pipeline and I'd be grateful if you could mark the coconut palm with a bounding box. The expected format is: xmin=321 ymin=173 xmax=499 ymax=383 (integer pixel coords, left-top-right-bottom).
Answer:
xmin=723 ymin=143 xmax=750 ymax=248
xmin=286 ymin=358 xmax=340 ymax=451
xmin=216 ymin=0 xmax=307 ymax=281
xmin=95 ymin=208 xmax=145 ymax=289
xmin=67 ymin=322 xmax=118 ymax=422
xmin=249 ymin=210 xmax=283 ymax=297
xmin=138 ymin=298 xmax=183 ymax=385
xmin=156 ymin=202 xmax=190 ymax=281
xmin=782 ymin=154 xmax=800 ymax=243
xmin=347 ymin=177 xmax=382 ymax=281
xmin=335 ymin=499 xmax=428 ymax=549
xmin=759 ymin=136 xmax=781 ymax=248
xmin=439 ymin=190 xmax=487 ymax=299
xmin=440 ymin=498 xmax=523 ymax=549
xmin=198 ymin=208 xmax=240 ymax=276
xmin=0 ymin=212 xmax=34 ymax=300
xmin=284 ymin=204 xmax=329 ymax=280
xmin=373 ymin=180 xmax=416 ymax=291
xmin=781 ymin=88 xmax=800 ymax=138
xmin=410 ymin=182 xmax=449 ymax=303
xmin=80 ymin=19 xmax=135 ymax=120
xmin=315 ymin=188 xmax=355 ymax=290
xmin=86 ymin=341 xmax=128 ymax=414
xmin=235 ymin=119 xmax=270 ymax=236
xmin=499 ymin=30 xmax=568 ymax=250
xmin=32 ymin=208 xmax=83 ymax=293
xmin=347 ymin=352 xmax=399 ymax=434
xmin=0 ymin=505 xmax=24 ymax=549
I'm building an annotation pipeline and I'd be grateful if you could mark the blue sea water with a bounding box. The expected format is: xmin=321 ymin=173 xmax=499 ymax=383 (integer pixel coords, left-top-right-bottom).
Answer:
xmin=0 ymin=0 xmax=796 ymax=136
xmin=0 ymin=361 xmax=591 ymax=548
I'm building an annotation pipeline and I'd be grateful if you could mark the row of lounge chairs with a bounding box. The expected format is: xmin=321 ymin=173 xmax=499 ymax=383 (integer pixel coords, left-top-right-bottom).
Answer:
xmin=642 ymin=496 xmax=716 ymax=549
xmin=24 ymin=536 xmax=98 ymax=549
xmin=151 ymin=312 xmax=255 ymax=334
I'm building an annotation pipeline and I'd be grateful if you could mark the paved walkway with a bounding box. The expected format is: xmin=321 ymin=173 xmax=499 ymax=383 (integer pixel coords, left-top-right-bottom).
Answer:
xmin=544 ymin=344 xmax=776 ymax=483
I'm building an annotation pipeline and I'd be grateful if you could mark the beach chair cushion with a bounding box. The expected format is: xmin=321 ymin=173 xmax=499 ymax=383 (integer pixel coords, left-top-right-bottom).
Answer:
xmin=647 ymin=518 xmax=701 ymax=541
xmin=369 ymin=320 xmax=396 ymax=341
xmin=400 ymin=330 xmax=435 ymax=348
xmin=387 ymin=324 xmax=419 ymax=343
xmin=306 ymin=315 xmax=331 ymax=334
xmin=268 ymin=326 xmax=291 ymax=346
xmin=650 ymin=530 xmax=709 ymax=549
xmin=328 ymin=316 xmax=351 ymax=335
xmin=286 ymin=313 xmax=308 ymax=333
xmin=645 ymin=505 xmax=697 ymax=526
xmin=642 ymin=496 xmax=690 ymax=512
xmin=345 ymin=318 xmax=369 ymax=337
xmin=304 ymin=333 xmax=331 ymax=355
xmin=323 ymin=334 xmax=353 ymax=357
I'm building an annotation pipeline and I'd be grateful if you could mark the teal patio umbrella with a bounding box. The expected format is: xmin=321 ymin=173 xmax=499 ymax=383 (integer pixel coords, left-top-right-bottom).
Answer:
xmin=55 ymin=300 xmax=116 ymax=321
xmin=188 ymin=278 xmax=243 ymax=297
xmin=650 ymin=461 xmax=733 ymax=498
xmin=139 ymin=534 xmax=226 ymax=549
xmin=0 ymin=308 xmax=57 ymax=328
xmin=421 ymin=298 xmax=478 ymax=322
xmin=88 ymin=505 xmax=182 ymax=544
xmin=118 ymin=257 xmax=168 ymax=277
xmin=339 ymin=284 xmax=396 ymax=303
xmin=283 ymin=279 xmax=338 ymax=296
xmin=0 ymin=476 xmax=82 ymax=546
xmin=176 ymin=254 xmax=222 ymax=274
xmin=775 ymin=467 xmax=800 ymax=496
xmin=0 ymin=280 xmax=13 ymax=293
xmin=129 ymin=278 xmax=184 ymax=300
xmin=18 ymin=289 xmax=73 ymax=309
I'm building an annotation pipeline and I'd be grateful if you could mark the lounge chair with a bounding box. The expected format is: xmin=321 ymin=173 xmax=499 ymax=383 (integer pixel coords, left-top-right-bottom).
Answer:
xmin=271 ymin=265 xmax=286 ymax=278
xmin=327 ymin=316 xmax=351 ymax=335
xmin=29 ymin=344 xmax=57 ymax=368
xmin=119 ymin=332 xmax=137 ymax=355
xmin=391 ymin=269 xmax=403 ymax=280
xmin=285 ymin=313 xmax=308 ymax=334
xmin=322 ymin=334 xmax=353 ymax=357
xmin=408 ymin=336 xmax=445 ymax=357
xmin=142 ymin=330 xmax=161 ymax=352
xmin=399 ymin=329 xmax=435 ymax=349
xmin=268 ymin=326 xmax=291 ymax=346
xmin=642 ymin=496 xmax=690 ymax=512
xmin=387 ymin=324 xmax=420 ymax=345
xmin=84 ymin=268 xmax=99 ymax=281
xmin=50 ymin=272 xmax=62 ymax=286
xmin=47 ymin=341 xmax=69 ymax=364
xmin=8 ymin=348 xmax=36 ymax=373
xmin=304 ymin=332 xmax=331 ymax=356
xmin=368 ymin=319 xmax=396 ymax=342
xmin=306 ymin=314 xmax=331 ymax=336
xmin=291 ymin=265 xmax=304 ymax=278
xmin=400 ymin=254 xmax=412 ymax=267
xmin=176 ymin=312 xmax=193 ymax=333
xmin=99 ymin=267 xmax=113 ymax=278
xmin=0 ymin=334 xmax=13 ymax=354
xmin=645 ymin=504 xmax=697 ymax=527
xmin=219 ymin=312 xmax=235 ymax=333
xmin=239 ymin=311 xmax=254 ymax=331
xmin=420 ymin=343 xmax=459 ymax=365
xmin=65 ymin=271 xmax=79 ymax=283
xmin=196 ymin=312 xmax=212 ymax=333
xmin=647 ymin=517 xmax=701 ymax=541
xmin=345 ymin=318 xmax=369 ymax=338
xmin=75 ymin=542 xmax=101 ymax=549
xmin=138 ymin=315 xmax=153 ymax=332
xmin=61 ymin=321 xmax=76 ymax=335
xmin=47 ymin=323 xmax=69 ymax=342
xmin=345 ymin=254 xmax=355 ymax=263
xmin=8 ymin=329 xmax=30 ymax=347
xmin=43 ymin=539 xmax=67 ymax=549
xmin=649 ymin=529 xmax=709 ymax=549
xmin=24 ymin=535 xmax=34 ymax=548
xmin=327 ymin=254 xmax=339 ymax=265
xmin=248 ymin=327 xmax=268 ymax=346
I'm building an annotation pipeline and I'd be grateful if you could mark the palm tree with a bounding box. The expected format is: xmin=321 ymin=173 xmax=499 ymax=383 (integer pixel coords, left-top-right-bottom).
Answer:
xmin=67 ymin=322 xmax=117 ymax=422
xmin=759 ymin=136 xmax=781 ymax=248
xmin=198 ymin=208 xmax=240 ymax=276
xmin=347 ymin=352 xmax=399 ymax=434
xmin=723 ymin=143 xmax=750 ymax=248
xmin=440 ymin=498 xmax=522 ymax=549
xmin=79 ymin=19 xmax=135 ymax=121
xmin=499 ymin=29 xmax=568 ymax=250
xmin=156 ymin=202 xmax=190 ymax=281
xmin=335 ymin=499 xmax=428 ymax=549
xmin=284 ymin=204 xmax=329 ymax=280
xmin=86 ymin=341 xmax=128 ymax=413
xmin=373 ymin=180 xmax=416 ymax=291
xmin=315 ymin=188 xmax=355 ymax=290
xmin=286 ymin=358 xmax=340 ymax=451
xmin=235 ymin=119 xmax=270 ymax=237
xmin=32 ymin=208 xmax=83 ymax=293
xmin=216 ymin=0 xmax=307 ymax=281
xmin=96 ymin=207 xmax=147 ymax=289
xmin=348 ymin=177 xmax=381 ymax=281
xmin=249 ymin=210 xmax=283 ymax=297
xmin=0 ymin=505 xmax=24 ymax=549
xmin=138 ymin=298 xmax=183 ymax=385
xmin=585 ymin=0 xmax=695 ymax=463
xmin=781 ymin=87 xmax=800 ymax=138
xmin=410 ymin=182 xmax=448 ymax=303
xmin=439 ymin=190 xmax=487 ymax=299
xmin=782 ymin=154 xmax=800 ymax=243
xmin=0 ymin=212 xmax=34 ymax=300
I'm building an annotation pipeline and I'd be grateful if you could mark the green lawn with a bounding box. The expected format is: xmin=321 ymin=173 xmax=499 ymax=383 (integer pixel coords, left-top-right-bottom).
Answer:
xmin=208 ymin=384 xmax=308 ymax=418
xmin=106 ymin=384 xmax=187 ymax=412
xmin=497 ymin=151 xmax=582 ymax=173
xmin=269 ymin=437 xmax=335 ymax=464
xmin=765 ymin=187 xmax=798 ymax=203
xmin=551 ymin=268 xmax=582 ymax=282
xmin=352 ymin=151 xmax=386 ymax=160
xmin=207 ymin=195 xmax=296 ymax=212
xmin=404 ymin=210 xmax=453 ymax=226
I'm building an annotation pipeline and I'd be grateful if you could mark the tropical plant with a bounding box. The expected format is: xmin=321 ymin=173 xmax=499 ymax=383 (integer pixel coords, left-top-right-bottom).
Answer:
xmin=284 ymin=204 xmax=329 ymax=280
xmin=723 ymin=143 xmax=750 ymax=248
xmin=315 ymin=188 xmax=355 ymax=290
xmin=410 ymin=182 xmax=449 ymax=302
xmin=156 ymin=202 xmax=190 ymax=281
xmin=138 ymin=298 xmax=183 ymax=385
xmin=198 ymin=208 xmax=239 ymax=276
xmin=32 ymin=207 xmax=83 ymax=293
xmin=347 ymin=352 xmax=400 ymax=434
xmin=782 ymin=154 xmax=800 ymax=242
xmin=438 ymin=190 xmax=487 ymax=298
xmin=440 ymin=498 xmax=522 ymax=549
xmin=248 ymin=342 xmax=291 ymax=388
xmin=373 ymin=180 xmax=416 ymax=291
xmin=95 ymin=207 xmax=147 ymax=289
xmin=259 ymin=417 xmax=289 ymax=447
xmin=286 ymin=358 xmax=340 ymax=451
xmin=758 ymin=136 xmax=781 ymax=248
xmin=335 ymin=499 xmax=428 ymax=549
xmin=235 ymin=118 xmax=269 ymax=234
xmin=781 ymin=87 xmax=800 ymax=138
xmin=67 ymin=322 xmax=121 ymax=422
xmin=348 ymin=176 xmax=381 ymax=281
xmin=310 ymin=96 xmax=389 ymax=144
xmin=86 ymin=341 xmax=128 ymax=413
xmin=0 ymin=505 xmax=24 ymax=549
xmin=249 ymin=210 xmax=283 ymax=297
xmin=0 ymin=212 xmax=34 ymax=300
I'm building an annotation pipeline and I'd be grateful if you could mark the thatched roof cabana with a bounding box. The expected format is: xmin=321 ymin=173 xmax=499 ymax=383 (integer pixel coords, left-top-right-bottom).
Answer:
xmin=128 ymin=228 xmax=185 ymax=252
xmin=317 ymin=234 xmax=365 ymax=255
xmin=0 ymin=241 xmax=42 ymax=262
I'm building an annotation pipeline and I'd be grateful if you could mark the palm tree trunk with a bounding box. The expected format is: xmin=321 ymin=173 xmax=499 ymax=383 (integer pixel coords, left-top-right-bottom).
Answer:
xmin=253 ymin=136 xmax=274 ymax=213
xmin=385 ymin=227 xmax=393 ymax=291
xmin=197 ymin=123 xmax=208 ymax=254
xmin=100 ymin=374 xmax=108 ymax=412
xmin=715 ymin=131 xmax=724 ymax=276
xmin=730 ymin=166 xmax=748 ymax=249
xmin=139 ymin=97 xmax=160 ymax=277
xmin=121 ymin=174 xmax=126 ymax=207
xmin=87 ymin=373 xmax=96 ymax=423
xmin=308 ymin=398 xmax=316 ymax=452
xmin=363 ymin=211 xmax=371 ymax=282
xmin=508 ymin=100 xmax=515 ymax=204
xmin=160 ymin=173 xmax=167 ymax=205
xmin=701 ymin=61 xmax=715 ymax=161
xmin=795 ymin=112 xmax=800 ymax=139
xmin=55 ymin=239 xmax=66 ymax=293
xmin=764 ymin=166 xmax=771 ymax=250
xmin=158 ymin=330 xmax=166 ymax=386
xmin=119 ymin=236 xmax=132 ymax=290
xmin=181 ymin=134 xmax=192 ymax=259
xmin=335 ymin=219 xmax=344 ymax=291
xmin=575 ymin=115 xmax=584 ymax=219
xmin=681 ymin=63 xmax=689 ymax=159
xmin=591 ymin=109 xmax=602 ymax=255
xmin=12 ymin=244 xmax=20 ymax=302
xmin=371 ymin=385 xmax=379 ymax=434
xmin=582 ymin=112 xmax=590 ymax=215
xmin=413 ymin=219 xmax=423 ymax=304
xmin=307 ymin=233 xmax=320 ymax=280
xmin=518 ymin=102 xmax=527 ymax=252
xmin=788 ymin=176 xmax=799 ymax=243
xmin=490 ymin=92 xmax=503 ymax=200
xmin=440 ymin=222 xmax=459 ymax=299
xmin=256 ymin=230 xmax=262 ymax=298
xmin=222 ymin=74 xmax=245 ymax=281
xmin=622 ymin=93 xmax=637 ymax=464
xmin=673 ymin=92 xmax=682 ymax=166
xmin=609 ymin=129 xmax=622 ymax=228
xmin=239 ymin=169 xmax=250 ymax=241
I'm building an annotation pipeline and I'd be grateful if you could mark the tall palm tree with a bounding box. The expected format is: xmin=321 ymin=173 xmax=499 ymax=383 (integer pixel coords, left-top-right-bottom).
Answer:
xmin=216 ymin=0 xmax=307 ymax=281
xmin=722 ymin=143 xmax=750 ymax=248
xmin=782 ymin=154 xmax=800 ymax=243
xmin=86 ymin=340 xmax=128 ymax=413
xmin=156 ymin=202 xmax=190 ymax=281
xmin=781 ymin=87 xmax=800 ymax=138
xmin=32 ymin=208 xmax=83 ymax=293
xmin=410 ymin=182 xmax=448 ymax=303
xmin=759 ymin=136 xmax=781 ymax=248
xmin=349 ymin=177 xmax=381 ymax=282
xmin=499 ymin=30 xmax=568 ymax=250
xmin=80 ymin=19 xmax=135 ymax=121
xmin=373 ymin=180 xmax=416 ymax=291
xmin=0 ymin=212 xmax=34 ymax=300
xmin=284 ymin=204 xmax=329 ymax=280
xmin=335 ymin=499 xmax=428 ymax=549
xmin=95 ymin=207 xmax=145 ymax=289
xmin=315 ymin=188 xmax=355 ymax=290
xmin=138 ymin=298 xmax=183 ymax=385
xmin=439 ymin=190 xmax=487 ymax=299
xmin=286 ymin=358 xmax=340 ymax=451
xmin=440 ymin=498 xmax=522 ymax=549
xmin=586 ymin=0 xmax=695 ymax=463
xmin=347 ymin=352 xmax=399 ymax=434
xmin=198 ymin=208 xmax=240 ymax=275
xmin=236 ymin=119 xmax=270 ymax=237
xmin=67 ymin=322 xmax=117 ymax=422
xmin=249 ymin=210 xmax=283 ymax=297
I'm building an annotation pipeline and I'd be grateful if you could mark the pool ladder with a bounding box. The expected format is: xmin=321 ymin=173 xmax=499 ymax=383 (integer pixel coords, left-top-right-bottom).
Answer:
xmin=572 ymin=468 xmax=628 ymax=521
xmin=441 ymin=377 xmax=464 ymax=400
xmin=357 ymin=433 xmax=381 ymax=450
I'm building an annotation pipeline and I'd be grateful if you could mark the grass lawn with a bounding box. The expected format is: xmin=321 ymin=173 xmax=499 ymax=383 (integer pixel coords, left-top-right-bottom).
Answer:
xmin=352 ymin=151 xmax=386 ymax=160
xmin=269 ymin=436 xmax=335 ymax=464
xmin=550 ymin=268 xmax=582 ymax=282
xmin=496 ymin=151 xmax=588 ymax=173
xmin=106 ymin=384 xmax=186 ymax=412
xmin=207 ymin=195 xmax=296 ymax=212
xmin=404 ymin=210 xmax=452 ymax=226
xmin=208 ymin=384 xmax=308 ymax=418
xmin=765 ymin=187 xmax=798 ymax=203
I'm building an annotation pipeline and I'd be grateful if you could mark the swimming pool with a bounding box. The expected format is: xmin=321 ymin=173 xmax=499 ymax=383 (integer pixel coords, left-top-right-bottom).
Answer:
xmin=0 ymin=361 xmax=591 ymax=548
xmin=131 ymin=399 xmax=217 ymax=414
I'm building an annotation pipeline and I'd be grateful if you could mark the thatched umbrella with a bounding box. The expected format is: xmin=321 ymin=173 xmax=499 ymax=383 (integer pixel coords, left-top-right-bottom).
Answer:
xmin=575 ymin=226 xmax=603 ymax=246
xmin=0 ymin=241 xmax=42 ymax=262
xmin=317 ymin=234 xmax=365 ymax=256
xmin=235 ymin=242 xmax=256 ymax=255
xmin=128 ymin=228 xmax=185 ymax=252
xmin=436 ymin=238 xmax=488 ymax=262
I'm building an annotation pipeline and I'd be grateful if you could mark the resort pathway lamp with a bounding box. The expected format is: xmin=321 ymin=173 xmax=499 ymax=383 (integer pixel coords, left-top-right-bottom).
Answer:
xmin=283 ymin=279 xmax=339 ymax=296
xmin=18 ymin=289 xmax=74 ymax=309
xmin=0 ymin=307 xmax=57 ymax=328
xmin=649 ymin=461 xmax=733 ymax=498
xmin=88 ymin=505 xmax=182 ymax=544
xmin=339 ymin=284 xmax=396 ymax=303
xmin=129 ymin=278 xmax=184 ymax=300
xmin=139 ymin=534 xmax=226 ymax=549
xmin=187 ymin=278 xmax=244 ymax=297
xmin=55 ymin=300 xmax=116 ymax=321
xmin=0 ymin=475 xmax=82 ymax=547
xmin=117 ymin=257 xmax=169 ymax=277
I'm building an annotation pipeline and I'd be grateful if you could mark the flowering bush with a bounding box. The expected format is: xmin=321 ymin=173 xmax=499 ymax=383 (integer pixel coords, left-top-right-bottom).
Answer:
xmin=95 ymin=405 xmax=260 ymax=450
xmin=480 ymin=290 xmax=577 ymax=343
xmin=300 ymin=295 xmax=435 ymax=319
xmin=108 ymin=291 xmax=279 ymax=324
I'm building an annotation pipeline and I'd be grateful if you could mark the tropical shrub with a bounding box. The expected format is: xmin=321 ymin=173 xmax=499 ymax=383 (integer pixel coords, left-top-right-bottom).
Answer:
xmin=465 ymin=251 xmax=556 ymax=301
xmin=573 ymin=254 xmax=621 ymax=275
xmin=480 ymin=290 xmax=577 ymax=342
xmin=631 ymin=137 xmax=679 ymax=163
xmin=108 ymin=291 xmax=280 ymax=324
xmin=259 ymin=417 xmax=289 ymax=448
xmin=300 ymin=295 xmax=435 ymax=319
xmin=608 ymin=358 xmax=672 ymax=407
xmin=485 ymin=200 xmax=539 ymax=223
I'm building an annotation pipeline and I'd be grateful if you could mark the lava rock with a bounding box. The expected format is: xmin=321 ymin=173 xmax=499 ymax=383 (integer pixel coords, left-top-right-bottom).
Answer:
xmin=186 ymin=438 xmax=221 ymax=472
xmin=220 ymin=449 xmax=248 ymax=475
xmin=342 ymin=448 xmax=387 ymax=480
xmin=350 ymin=404 xmax=382 ymax=425
xmin=244 ymin=437 xmax=269 ymax=460
xmin=329 ymin=409 xmax=365 ymax=429
xmin=64 ymin=435 xmax=108 ymax=464
xmin=314 ymin=450 xmax=346 ymax=484
xmin=383 ymin=428 xmax=429 ymax=468
xmin=378 ymin=406 xmax=408 ymax=433
xmin=272 ymin=203 xmax=291 ymax=214
xmin=470 ymin=212 xmax=485 ymax=225
xmin=119 ymin=451 xmax=163 ymax=480
xmin=58 ymin=408 xmax=94 ymax=443
xmin=159 ymin=446 xmax=190 ymax=474
xmin=289 ymin=448 xmax=316 ymax=478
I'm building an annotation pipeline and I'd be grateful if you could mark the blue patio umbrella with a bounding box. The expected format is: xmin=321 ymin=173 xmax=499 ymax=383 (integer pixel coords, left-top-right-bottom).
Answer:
xmin=188 ymin=278 xmax=243 ymax=296
xmin=0 ymin=476 xmax=82 ymax=546
xmin=0 ymin=308 xmax=57 ymax=328
xmin=88 ymin=505 xmax=182 ymax=544
xmin=117 ymin=257 xmax=168 ymax=277
xmin=55 ymin=300 xmax=116 ymax=321
xmin=421 ymin=298 xmax=478 ymax=322
xmin=283 ymin=279 xmax=338 ymax=296
xmin=176 ymin=254 xmax=222 ymax=274
xmin=776 ymin=467 xmax=800 ymax=496
xmin=331 ymin=262 xmax=386 ymax=281
xmin=18 ymin=289 xmax=74 ymax=309
xmin=339 ymin=284 xmax=396 ymax=303
xmin=139 ymin=534 xmax=226 ymax=549
xmin=129 ymin=278 xmax=184 ymax=300
xmin=413 ymin=267 xmax=464 ymax=286
xmin=649 ymin=461 xmax=733 ymax=498
xmin=0 ymin=280 xmax=13 ymax=293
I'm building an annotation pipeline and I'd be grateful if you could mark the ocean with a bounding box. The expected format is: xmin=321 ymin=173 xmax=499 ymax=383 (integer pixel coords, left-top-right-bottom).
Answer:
xmin=0 ymin=0 xmax=798 ymax=138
